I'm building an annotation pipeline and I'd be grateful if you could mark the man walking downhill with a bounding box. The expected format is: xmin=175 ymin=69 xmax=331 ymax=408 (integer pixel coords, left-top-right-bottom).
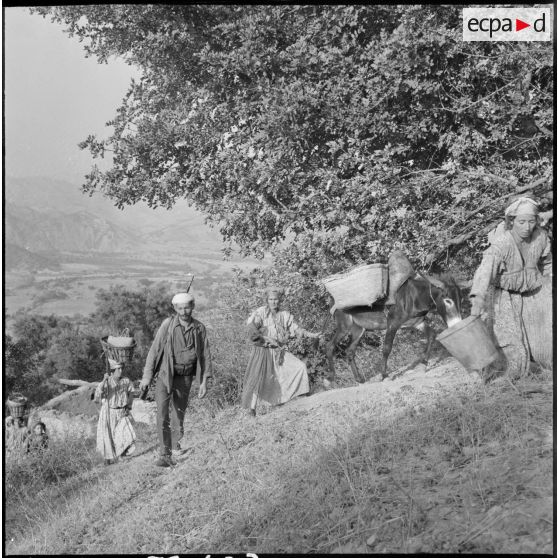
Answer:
xmin=140 ymin=292 xmax=212 ymax=467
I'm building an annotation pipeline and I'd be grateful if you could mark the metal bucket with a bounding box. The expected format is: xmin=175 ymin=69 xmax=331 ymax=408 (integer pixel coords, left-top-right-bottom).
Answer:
xmin=436 ymin=315 xmax=500 ymax=371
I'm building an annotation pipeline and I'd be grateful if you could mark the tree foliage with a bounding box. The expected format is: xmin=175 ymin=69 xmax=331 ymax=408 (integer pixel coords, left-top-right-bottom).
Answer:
xmin=5 ymin=315 xmax=101 ymax=404
xmin=33 ymin=5 xmax=553 ymax=275
xmin=91 ymin=283 xmax=173 ymax=346
xmin=5 ymin=285 xmax=175 ymax=405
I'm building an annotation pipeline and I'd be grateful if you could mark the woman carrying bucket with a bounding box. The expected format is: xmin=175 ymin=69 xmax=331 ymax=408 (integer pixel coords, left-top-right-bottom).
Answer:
xmin=469 ymin=197 xmax=553 ymax=380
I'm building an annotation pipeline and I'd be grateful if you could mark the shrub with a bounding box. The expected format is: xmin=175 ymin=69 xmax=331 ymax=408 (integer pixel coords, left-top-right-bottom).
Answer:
xmin=33 ymin=289 xmax=69 ymax=305
xmin=195 ymin=306 xmax=251 ymax=410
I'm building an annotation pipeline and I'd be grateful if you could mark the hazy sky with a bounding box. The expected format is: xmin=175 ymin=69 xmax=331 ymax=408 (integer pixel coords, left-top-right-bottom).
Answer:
xmin=5 ymin=7 xmax=139 ymax=182
xmin=3 ymin=7 xmax=225 ymax=235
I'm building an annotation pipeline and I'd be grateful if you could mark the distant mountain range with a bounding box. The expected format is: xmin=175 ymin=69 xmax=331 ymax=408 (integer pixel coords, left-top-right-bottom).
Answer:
xmin=5 ymin=242 xmax=60 ymax=272
xmin=5 ymin=176 xmax=227 ymax=270
xmin=5 ymin=203 xmax=141 ymax=253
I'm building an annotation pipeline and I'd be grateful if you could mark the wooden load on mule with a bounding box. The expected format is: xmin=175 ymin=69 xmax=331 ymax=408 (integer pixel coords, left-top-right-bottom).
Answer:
xmin=321 ymin=263 xmax=388 ymax=309
xmin=320 ymin=250 xmax=415 ymax=310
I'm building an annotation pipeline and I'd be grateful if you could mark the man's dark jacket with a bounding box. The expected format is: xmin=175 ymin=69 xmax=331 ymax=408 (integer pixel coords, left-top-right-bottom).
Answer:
xmin=142 ymin=314 xmax=212 ymax=392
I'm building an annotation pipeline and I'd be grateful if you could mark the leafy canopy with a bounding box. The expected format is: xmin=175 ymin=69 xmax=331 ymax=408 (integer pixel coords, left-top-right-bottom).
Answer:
xmin=33 ymin=5 xmax=553 ymax=275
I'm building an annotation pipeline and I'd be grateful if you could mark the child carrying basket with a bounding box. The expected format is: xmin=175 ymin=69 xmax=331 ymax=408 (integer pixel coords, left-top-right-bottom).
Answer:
xmin=6 ymin=393 xmax=29 ymax=457
xmin=95 ymin=330 xmax=137 ymax=465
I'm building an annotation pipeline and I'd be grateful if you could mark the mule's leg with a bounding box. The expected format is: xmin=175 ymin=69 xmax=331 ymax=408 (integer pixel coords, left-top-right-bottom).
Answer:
xmin=419 ymin=320 xmax=435 ymax=368
xmin=325 ymin=328 xmax=347 ymax=386
xmin=346 ymin=325 xmax=366 ymax=383
xmin=382 ymin=310 xmax=405 ymax=380
xmin=400 ymin=319 xmax=434 ymax=372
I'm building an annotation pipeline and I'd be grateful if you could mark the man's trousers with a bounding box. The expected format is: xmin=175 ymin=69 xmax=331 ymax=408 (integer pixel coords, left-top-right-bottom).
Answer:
xmin=155 ymin=374 xmax=193 ymax=456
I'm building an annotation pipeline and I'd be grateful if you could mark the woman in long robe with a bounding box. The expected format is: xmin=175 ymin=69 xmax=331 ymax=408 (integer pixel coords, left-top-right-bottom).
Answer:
xmin=242 ymin=287 xmax=320 ymax=415
xmin=470 ymin=197 xmax=552 ymax=380
xmin=94 ymin=360 xmax=137 ymax=464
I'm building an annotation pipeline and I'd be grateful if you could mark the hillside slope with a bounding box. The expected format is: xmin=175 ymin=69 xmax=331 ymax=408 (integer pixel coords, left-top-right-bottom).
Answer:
xmin=5 ymin=204 xmax=141 ymax=253
xmin=5 ymin=359 xmax=553 ymax=554
xmin=4 ymin=242 xmax=60 ymax=272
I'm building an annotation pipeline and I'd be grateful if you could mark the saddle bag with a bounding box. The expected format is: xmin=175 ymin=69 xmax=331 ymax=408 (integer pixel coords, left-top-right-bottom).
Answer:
xmin=321 ymin=263 xmax=388 ymax=309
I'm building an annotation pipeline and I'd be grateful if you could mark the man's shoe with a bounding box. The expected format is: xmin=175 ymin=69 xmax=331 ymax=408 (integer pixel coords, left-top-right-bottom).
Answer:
xmin=172 ymin=440 xmax=187 ymax=456
xmin=155 ymin=455 xmax=176 ymax=467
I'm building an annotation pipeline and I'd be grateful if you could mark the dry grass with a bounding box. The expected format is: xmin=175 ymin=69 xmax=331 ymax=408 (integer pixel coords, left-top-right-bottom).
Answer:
xmin=6 ymin=366 xmax=552 ymax=555
xmin=4 ymin=421 xmax=157 ymax=548
xmin=5 ymin=433 xmax=99 ymax=542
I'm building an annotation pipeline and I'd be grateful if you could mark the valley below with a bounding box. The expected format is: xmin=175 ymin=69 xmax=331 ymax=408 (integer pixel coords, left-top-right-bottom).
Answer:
xmin=5 ymin=250 xmax=263 ymax=329
xmin=4 ymin=175 xmax=266 ymax=322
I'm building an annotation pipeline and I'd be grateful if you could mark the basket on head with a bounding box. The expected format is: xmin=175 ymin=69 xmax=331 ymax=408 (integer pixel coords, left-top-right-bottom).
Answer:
xmin=100 ymin=330 xmax=136 ymax=364
xmin=321 ymin=263 xmax=388 ymax=309
xmin=7 ymin=393 xmax=28 ymax=418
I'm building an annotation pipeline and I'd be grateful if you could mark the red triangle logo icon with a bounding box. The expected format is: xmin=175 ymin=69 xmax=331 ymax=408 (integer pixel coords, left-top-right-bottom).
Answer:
xmin=516 ymin=18 xmax=530 ymax=31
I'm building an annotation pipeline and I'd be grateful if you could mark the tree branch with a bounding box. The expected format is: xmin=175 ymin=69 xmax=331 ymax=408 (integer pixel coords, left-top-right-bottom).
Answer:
xmin=441 ymin=81 xmax=516 ymax=114
xmin=534 ymin=120 xmax=553 ymax=138
xmin=426 ymin=175 xmax=552 ymax=265
xmin=57 ymin=378 xmax=98 ymax=387
xmin=449 ymin=174 xmax=551 ymax=231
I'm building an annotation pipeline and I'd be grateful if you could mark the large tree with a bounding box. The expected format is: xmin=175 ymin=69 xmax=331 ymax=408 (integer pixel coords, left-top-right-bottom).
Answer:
xmin=33 ymin=5 xmax=553 ymax=275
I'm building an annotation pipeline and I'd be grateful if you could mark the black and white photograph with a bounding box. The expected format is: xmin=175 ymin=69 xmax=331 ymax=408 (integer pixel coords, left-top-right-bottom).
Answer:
xmin=4 ymin=4 xmax=554 ymax=554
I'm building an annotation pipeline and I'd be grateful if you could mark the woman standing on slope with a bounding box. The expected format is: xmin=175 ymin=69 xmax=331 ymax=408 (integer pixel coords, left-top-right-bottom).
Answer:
xmin=242 ymin=287 xmax=321 ymax=416
xmin=469 ymin=197 xmax=553 ymax=380
xmin=94 ymin=359 xmax=136 ymax=465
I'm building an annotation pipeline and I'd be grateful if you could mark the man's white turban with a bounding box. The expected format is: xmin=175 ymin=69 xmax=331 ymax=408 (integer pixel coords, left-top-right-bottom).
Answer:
xmin=172 ymin=292 xmax=195 ymax=305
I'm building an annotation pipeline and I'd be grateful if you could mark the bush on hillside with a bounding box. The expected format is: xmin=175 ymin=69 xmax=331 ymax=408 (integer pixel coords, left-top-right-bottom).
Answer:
xmin=32 ymin=289 xmax=68 ymax=305
xmin=91 ymin=282 xmax=173 ymax=342
xmin=5 ymin=434 xmax=98 ymax=509
xmin=5 ymin=285 xmax=177 ymax=405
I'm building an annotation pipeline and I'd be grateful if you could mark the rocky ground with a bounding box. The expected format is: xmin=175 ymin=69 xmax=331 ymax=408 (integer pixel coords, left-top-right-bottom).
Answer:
xmin=5 ymin=357 xmax=553 ymax=554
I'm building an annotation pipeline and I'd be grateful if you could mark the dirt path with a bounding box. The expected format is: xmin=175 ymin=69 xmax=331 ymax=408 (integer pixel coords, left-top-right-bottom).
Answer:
xmin=283 ymin=358 xmax=481 ymax=411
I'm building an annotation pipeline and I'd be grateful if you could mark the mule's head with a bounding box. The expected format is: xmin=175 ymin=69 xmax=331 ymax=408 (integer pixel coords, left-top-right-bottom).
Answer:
xmin=431 ymin=273 xmax=463 ymax=327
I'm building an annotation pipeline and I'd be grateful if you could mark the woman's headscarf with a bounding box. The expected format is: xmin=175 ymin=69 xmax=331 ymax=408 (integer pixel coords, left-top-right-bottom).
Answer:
xmin=505 ymin=197 xmax=539 ymax=217
xmin=266 ymin=286 xmax=284 ymax=300
xmin=108 ymin=358 xmax=123 ymax=370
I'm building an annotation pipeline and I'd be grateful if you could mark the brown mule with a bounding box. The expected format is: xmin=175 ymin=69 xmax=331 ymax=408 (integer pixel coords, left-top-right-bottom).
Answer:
xmin=325 ymin=274 xmax=463 ymax=385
